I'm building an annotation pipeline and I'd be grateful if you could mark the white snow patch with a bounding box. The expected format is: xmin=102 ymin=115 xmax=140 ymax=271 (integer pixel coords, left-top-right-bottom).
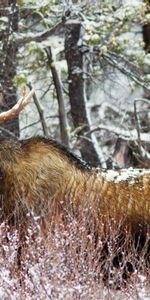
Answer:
xmin=100 ymin=168 xmax=150 ymax=184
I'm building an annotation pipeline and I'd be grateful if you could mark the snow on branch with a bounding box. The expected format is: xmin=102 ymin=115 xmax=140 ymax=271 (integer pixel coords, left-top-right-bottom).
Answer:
xmin=14 ymin=21 xmax=64 ymax=46
xmin=101 ymin=51 xmax=150 ymax=92
xmin=86 ymin=124 xmax=150 ymax=143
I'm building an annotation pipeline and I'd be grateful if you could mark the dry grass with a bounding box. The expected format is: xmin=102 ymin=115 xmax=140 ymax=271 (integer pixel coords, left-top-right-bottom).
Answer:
xmin=0 ymin=200 xmax=150 ymax=300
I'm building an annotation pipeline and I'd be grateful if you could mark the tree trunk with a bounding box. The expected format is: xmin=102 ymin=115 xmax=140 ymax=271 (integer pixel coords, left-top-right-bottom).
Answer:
xmin=143 ymin=0 xmax=150 ymax=52
xmin=65 ymin=21 xmax=101 ymax=167
xmin=0 ymin=0 xmax=19 ymax=137
xmin=143 ymin=0 xmax=150 ymax=98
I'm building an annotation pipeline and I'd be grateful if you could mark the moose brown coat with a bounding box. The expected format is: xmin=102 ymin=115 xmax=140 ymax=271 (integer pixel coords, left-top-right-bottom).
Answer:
xmin=0 ymin=136 xmax=150 ymax=233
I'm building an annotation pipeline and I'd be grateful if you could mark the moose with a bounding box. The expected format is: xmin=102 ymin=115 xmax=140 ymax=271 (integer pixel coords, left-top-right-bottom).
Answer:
xmin=0 ymin=88 xmax=150 ymax=260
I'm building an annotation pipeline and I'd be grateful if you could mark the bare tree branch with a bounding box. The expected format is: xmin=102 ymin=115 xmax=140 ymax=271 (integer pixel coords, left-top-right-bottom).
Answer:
xmin=101 ymin=51 xmax=150 ymax=92
xmin=134 ymin=99 xmax=150 ymax=161
xmin=21 ymin=114 xmax=58 ymax=132
xmin=45 ymin=46 xmax=69 ymax=146
xmin=14 ymin=21 xmax=64 ymax=46
xmin=27 ymin=83 xmax=49 ymax=137
xmin=0 ymin=126 xmax=17 ymax=137
xmin=134 ymin=100 xmax=142 ymax=155
xmin=86 ymin=124 xmax=150 ymax=143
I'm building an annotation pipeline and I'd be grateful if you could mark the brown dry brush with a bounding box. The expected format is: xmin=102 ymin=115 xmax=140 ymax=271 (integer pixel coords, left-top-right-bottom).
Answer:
xmin=0 ymin=202 xmax=150 ymax=297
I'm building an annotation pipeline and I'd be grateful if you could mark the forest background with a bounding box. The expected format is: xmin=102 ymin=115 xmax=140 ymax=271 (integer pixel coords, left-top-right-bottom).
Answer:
xmin=1 ymin=0 xmax=150 ymax=168
xmin=0 ymin=1 xmax=150 ymax=299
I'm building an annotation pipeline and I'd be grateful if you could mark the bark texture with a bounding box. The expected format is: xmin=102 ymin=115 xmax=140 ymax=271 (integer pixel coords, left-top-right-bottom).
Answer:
xmin=65 ymin=21 xmax=100 ymax=167
xmin=143 ymin=0 xmax=150 ymax=52
xmin=0 ymin=0 xmax=19 ymax=137
xmin=143 ymin=1 xmax=150 ymax=102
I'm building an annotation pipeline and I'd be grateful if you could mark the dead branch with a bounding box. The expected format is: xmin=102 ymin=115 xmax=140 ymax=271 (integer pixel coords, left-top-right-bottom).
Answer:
xmin=14 ymin=21 xmax=64 ymax=46
xmin=0 ymin=87 xmax=35 ymax=122
xmin=27 ymin=83 xmax=49 ymax=137
xmin=101 ymin=51 xmax=150 ymax=92
xmin=134 ymin=100 xmax=142 ymax=156
xmin=45 ymin=46 xmax=69 ymax=146
xmin=21 ymin=115 xmax=59 ymax=132
xmin=86 ymin=124 xmax=150 ymax=143
xmin=0 ymin=126 xmax=17 ymax=138
xmin=134 ymin=99 xmax=150 ymax=161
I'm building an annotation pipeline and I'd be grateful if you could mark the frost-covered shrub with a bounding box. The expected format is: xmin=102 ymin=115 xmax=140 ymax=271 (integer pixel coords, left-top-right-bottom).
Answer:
xmin=0 ymin=204 xmax=150 ymax=299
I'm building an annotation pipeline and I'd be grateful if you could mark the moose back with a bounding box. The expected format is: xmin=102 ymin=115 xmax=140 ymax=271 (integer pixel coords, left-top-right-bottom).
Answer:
xmin=0 ymin=136 xmax=150 ymax=232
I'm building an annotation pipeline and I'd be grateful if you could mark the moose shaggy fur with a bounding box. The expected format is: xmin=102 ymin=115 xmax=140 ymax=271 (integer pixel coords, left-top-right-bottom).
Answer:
xmin=0 ymin=135 xmax=150 ymax=275
xmin=0 ymin=136 xmax=150 ymax=232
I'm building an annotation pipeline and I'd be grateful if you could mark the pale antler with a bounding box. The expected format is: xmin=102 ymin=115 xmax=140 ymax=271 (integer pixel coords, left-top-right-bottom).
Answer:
xmin=0 ymin=87 xmax=35 ymax=121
